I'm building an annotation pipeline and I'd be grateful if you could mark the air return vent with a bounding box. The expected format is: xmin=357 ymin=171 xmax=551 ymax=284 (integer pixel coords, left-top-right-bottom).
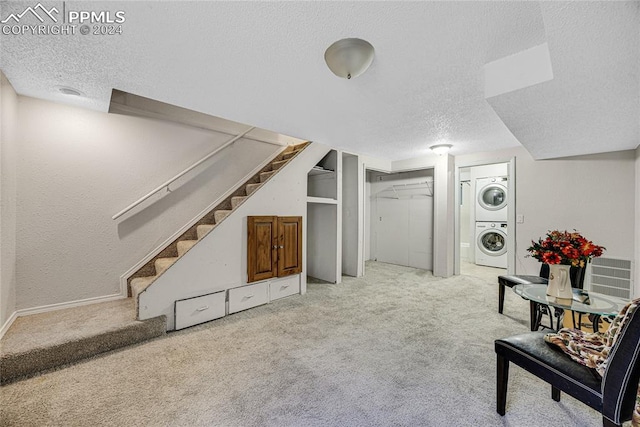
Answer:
xmin=589 ymin=257 xmax=632 ymax=299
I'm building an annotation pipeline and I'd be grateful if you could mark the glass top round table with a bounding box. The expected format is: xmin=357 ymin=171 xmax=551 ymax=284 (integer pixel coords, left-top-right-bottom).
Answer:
xmin=512 ymin=284 xmax=629 ymax=331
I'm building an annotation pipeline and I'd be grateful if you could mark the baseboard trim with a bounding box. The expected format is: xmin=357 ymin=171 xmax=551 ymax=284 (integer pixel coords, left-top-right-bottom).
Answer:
xmin=15 ymin=293 xmax=126 ymax=318
xmin=119 ymin=146 xmax=287 ymax=291
xmin=0 ymin=311 xmax=18 ymax=340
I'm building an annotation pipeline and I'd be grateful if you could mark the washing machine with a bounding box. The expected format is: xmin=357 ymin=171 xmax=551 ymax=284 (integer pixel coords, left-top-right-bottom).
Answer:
xmin=475 ymin=222 xmax=507 ymax=269
xmin=476 ymin=176 xmax=508 ymax=222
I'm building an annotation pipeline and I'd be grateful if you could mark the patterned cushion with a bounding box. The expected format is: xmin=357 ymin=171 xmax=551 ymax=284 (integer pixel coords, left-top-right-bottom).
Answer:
xmin=544 ymin=298 xmax=640 ymax=425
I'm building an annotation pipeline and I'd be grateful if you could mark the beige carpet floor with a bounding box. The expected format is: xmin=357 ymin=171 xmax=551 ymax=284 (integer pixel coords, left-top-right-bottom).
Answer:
xmin=0 ymin=261 xmax=607 ymax=426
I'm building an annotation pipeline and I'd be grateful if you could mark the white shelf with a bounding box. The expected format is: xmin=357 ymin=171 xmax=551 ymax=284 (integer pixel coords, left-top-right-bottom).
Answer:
xmin=307 ymin=196 xmax=338 ymax=205
xmin=308 ymin=167 xmax=335 ymax=176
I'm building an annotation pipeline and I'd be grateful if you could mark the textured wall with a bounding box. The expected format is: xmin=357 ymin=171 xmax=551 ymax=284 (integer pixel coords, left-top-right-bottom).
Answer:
xmin=15 ymin=97 xmax=281 ymax=310
xmin=635 ymin=147 xmax=640 ymax=297
xmin=0 ymin=72 xmax=18 ymax=331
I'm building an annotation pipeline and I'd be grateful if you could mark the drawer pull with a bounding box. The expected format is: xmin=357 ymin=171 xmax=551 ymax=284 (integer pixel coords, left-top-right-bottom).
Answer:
xmin=196 ymin=305 xmax=209 ymax=312
xmin=280 ymin=285 xmax=289 ymax=290
xmin=243 ymin=294 xmax=254 ymax=299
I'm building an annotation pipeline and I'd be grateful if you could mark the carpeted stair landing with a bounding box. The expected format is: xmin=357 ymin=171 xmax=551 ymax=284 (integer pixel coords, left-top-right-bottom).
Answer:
xmin=0 ymin=299 xmax=165 ymax=384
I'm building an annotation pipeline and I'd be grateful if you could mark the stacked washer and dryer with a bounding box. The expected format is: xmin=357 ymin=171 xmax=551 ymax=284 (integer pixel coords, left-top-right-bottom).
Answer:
xmin=475 ymin=177 xmax=508 ymax=268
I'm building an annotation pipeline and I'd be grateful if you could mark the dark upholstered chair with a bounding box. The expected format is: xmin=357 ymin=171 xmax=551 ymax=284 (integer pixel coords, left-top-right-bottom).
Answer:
xmin=499 ymin=264 xmax=587 ymax=330
xmin=498 ymin=264 xmax=550 ymax=314
xmin=495 ymin=304 xmax=640 ymax=427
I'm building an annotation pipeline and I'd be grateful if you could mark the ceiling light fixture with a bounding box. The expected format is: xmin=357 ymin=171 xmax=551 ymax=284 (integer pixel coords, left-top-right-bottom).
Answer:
xmin=324 ymin=38 xmax=375 ymax=79
xmin=56 ymin=86 xmax=83 ymax=96
xmin=430 ymin=144 xmax=453 ymax=155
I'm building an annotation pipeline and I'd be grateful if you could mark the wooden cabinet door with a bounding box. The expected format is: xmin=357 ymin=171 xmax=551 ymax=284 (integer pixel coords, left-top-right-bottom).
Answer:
xmin=277 ymin=216 xmax=303 ymax=277
xmin=247 ymin=216 xmax=277 ymax=282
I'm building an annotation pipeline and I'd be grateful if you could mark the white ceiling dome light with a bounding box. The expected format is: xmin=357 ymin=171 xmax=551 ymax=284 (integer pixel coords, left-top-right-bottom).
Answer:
xmin=430 ymin=144 xmax=453 ymax=155
xmin=324 ymin=38 xmax=375 ymax=79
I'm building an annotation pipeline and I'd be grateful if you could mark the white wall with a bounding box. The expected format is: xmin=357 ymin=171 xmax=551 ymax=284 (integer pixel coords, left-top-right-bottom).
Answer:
xmin=365 ymin=175 xmax=371 ymax=261
xmin=308 ymin=203 xmax=339 ymax=282
xmin=634 ymin=146 xmax=640 ymax=298
xmin=457 ymin=147 xmax=636 ymax=277
xmin=15 ymin=96 xmax=282 ymax=310
xmin=459 ymin=168 xmax=471 ymax=261
xmin=0 ymin=72 xmax=18 ymax=334
xmin=342 ymin=154 xmax=360 ymax=277
xmin=433 ymin=154 xmax=455 ymax=277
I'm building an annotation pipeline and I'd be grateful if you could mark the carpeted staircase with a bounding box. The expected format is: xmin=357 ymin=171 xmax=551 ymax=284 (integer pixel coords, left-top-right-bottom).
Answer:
xmin=0 ymin=142 xmax=310 ymax=384
xmin=128 ymin=142 xmax=309 ymax=316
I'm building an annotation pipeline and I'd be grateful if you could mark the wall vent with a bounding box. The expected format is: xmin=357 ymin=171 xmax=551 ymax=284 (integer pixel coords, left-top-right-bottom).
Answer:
xmin=588 ymin=257 xmax=632 ymax=299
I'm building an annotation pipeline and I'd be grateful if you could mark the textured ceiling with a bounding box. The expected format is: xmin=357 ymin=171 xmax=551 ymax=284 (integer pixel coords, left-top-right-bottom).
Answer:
xmin=0 ymin=1 xmax=638 ymax=160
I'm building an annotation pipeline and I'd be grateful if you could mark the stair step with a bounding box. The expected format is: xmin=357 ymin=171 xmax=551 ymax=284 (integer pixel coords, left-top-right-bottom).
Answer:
xmin=271 ymin=159 xmax=288 ymax=170
xmin=0 ymin=298 xmax=166 ymax=385
xmin=260 ymin=171 xmax=276 ymax=183
xmin=214 ymin=210 xmax=232 ymax=224
xmin=231 ymin=196 xmax=247 ymax=209
xmin=131 ymin=276 xmax=155 ymax=298
xmin=282 ymin=151 xmax=298 ymax=160
xmin=155 ymin=257 xmax=178 ymax=275
xmin=196 ymin=224 xmax=215 ymax=239
xmin=177 ymin=240 xmax=198 ymax=256
xmin=246 ymin=183 xmax=262 ymax=196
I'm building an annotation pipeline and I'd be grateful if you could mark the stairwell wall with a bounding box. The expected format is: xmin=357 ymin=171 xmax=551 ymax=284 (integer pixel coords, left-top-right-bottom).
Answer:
xmin=0 ymin=72 xmax=18 ymax=335
xmin=139 ymin=143 xmax=332 ymax=330
xmin=14 ymin=96 xmax=282 ymax=311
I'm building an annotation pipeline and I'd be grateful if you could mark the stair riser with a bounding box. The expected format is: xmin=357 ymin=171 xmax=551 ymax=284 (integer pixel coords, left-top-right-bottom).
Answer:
xmin=0 ymin=316 xmax=166 ymax=385
xmin=155 ymin=258 xmax=178 ymax=275
xmin=214 ymin=211 xmax=231 ymax=224
xmin=231 ymin=196 xmax=247 ymax=209
xmin=260 ymin=171 xmax=275 ymax=183
xmin=197 ymin=225 xmax=215 ymax=239
xmin=246 ymin=183 xmax=261 ymax=196
xmin=282 ymin=152 xmax=296 ymax=160
xmin=177 ymin=240 xmax=197 ymax=257
xmin=271 ymin=160 xmax=287 ymax=170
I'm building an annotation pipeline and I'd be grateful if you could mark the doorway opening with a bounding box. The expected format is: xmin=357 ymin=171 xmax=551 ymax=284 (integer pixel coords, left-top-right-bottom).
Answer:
xmin=366 ymin=169 xmax=434 ymax=271
xmin=457 ymin=160 xmax=515 ymax=277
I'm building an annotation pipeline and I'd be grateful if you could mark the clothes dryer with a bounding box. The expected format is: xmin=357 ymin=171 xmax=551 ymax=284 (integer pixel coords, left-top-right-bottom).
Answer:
xmin=476 ymin=176 xmax=508 ymax=222
xmin=475 ymin=222 xmax=507 ymax=269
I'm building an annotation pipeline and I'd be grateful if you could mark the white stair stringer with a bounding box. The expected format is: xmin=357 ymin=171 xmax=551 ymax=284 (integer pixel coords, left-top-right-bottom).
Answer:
xmin=137 ymin=142 xmax=332 ymax=330
xmin=127 ymin=144 xmax=305 ymax=310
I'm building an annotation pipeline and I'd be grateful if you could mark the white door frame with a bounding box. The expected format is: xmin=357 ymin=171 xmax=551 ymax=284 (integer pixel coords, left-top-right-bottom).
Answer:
xmin=454 ymin=157 xmax=516 ymax=275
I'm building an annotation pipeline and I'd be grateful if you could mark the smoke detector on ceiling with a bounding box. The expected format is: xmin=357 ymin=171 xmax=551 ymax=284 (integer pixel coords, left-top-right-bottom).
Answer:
xmin=56 ymin=86 xmax=84 ymax=97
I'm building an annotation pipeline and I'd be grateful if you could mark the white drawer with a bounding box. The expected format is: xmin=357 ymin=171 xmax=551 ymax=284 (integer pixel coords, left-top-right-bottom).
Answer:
xmin=270 ymin=275 xmax=300 ymax=301
xmin=174 ymin=291 xmax=226 ymax=330
xmin=228 ymin=282 xmax=269 ymax=314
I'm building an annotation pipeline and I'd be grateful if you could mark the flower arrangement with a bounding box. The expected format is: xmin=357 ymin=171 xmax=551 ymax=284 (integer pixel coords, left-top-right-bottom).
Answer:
xmin=527 ymin=230 xmax=605 ymax=267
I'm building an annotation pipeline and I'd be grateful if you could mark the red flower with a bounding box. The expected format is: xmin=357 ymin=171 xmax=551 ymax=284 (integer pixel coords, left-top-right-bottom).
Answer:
xmin=541 ymin=252 xmax=562 ymax=264
xmin=527 ymin=230 xmax=605 ymax=266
